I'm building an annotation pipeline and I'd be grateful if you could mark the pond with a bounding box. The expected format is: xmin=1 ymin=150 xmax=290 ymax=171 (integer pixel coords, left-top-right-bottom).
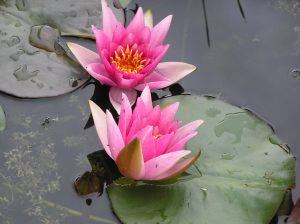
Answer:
xmin=0 ymin=0 xmax=299 ymax=223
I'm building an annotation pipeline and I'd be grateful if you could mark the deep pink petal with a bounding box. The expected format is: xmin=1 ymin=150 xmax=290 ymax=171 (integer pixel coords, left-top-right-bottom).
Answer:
xmin=112 ymin=24 xmax=126 ymax=44
xmin=89 ymin=101 xmax=111 ymax=158
xmin=106 ymin=110 xmax=125 ymax=159
xmin=109 ymin=87 xmax=137 ymax=114
xmin=145 ymin=105 xmax=161 ymax=126
xmin=131 ymin=126 xmax=156 ymax=162
xmin=67 ymin=43 xmax=100 ymax=67
xmin=156 ymin=62 xmax=197 ymax=84
xmin=139 ymin=26 xmax=151 ymax=44
xmin=127 ymin=7 xmax=145 ymax=36
xmin=86 ymin=63 xmax=116 ymax=86
xmin=122 ymin=33 xmax=137 ymax=46
xmin=114 ymin=72 xmax=139 ymax=89
xmin=93 ymin=26 xmax=110 ymax=52
xmin=149 ymin=15 xmax=172 ymax=47
xmin=131 ymin=98 xmax=147 ymax=123
xmin=159 ymin=102 xmax=179 ymax=132
xmin=101 ymin=0 xmax=120 ymax=39
xmin=155 ymin=133 xmax=174 ymax=156
xmin=167 ymin=132 xmax=198 ymax=153
xmin=118 ymin=93 xmax=133 ymax=140
xmin=141 ymin=44 xmax=169 ymax=75
xmin=172 ymin=120 xmax=204 ymax=146
xmin=126 ymin=116 xmax=142 ymax=143
xmin=143 ymin=150 xmax=191 ymax=180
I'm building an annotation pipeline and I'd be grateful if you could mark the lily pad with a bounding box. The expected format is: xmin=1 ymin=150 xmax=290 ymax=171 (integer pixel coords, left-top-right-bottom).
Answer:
xmin=0 ymin=0 xmax=126 ymax=98
xmin=0 ymin=105 xmax=5 ymax=131
xmin=108 ymin=95 xmax=296 ymax=224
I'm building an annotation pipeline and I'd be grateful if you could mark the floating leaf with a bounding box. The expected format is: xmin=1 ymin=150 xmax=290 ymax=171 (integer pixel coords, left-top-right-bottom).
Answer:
xmin=108 ymin=95 xmax=295 ymax=224
xmin=0 ymin=0 xmax=126 ymax=98
xmin=0 ymin=105 xmax=5 ymax=131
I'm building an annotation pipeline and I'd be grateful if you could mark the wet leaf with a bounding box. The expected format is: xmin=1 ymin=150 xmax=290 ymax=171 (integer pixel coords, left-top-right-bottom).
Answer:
xmin=0 ymin=0 xmax=126 ymax=98
xmin=74 ymin=171 xmax=104 ymax=196
xmin=0 ymin=105 xmax=5 ymax=131
xmin=108 ymin=95 xmax=296 ymax=224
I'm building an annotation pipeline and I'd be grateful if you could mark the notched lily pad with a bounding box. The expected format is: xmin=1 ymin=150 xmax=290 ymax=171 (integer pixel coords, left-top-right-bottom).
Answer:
xmin=0 ymin=0 xmax=126 ymax=98
xmin=0 ymin=105 xmax=5 ymax=131
xmin=108 ymin=95 xmax=296 ymax=224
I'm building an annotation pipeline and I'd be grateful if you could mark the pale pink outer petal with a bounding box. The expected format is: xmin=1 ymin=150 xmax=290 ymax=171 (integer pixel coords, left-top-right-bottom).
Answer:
xmin=172 ymin=120 xmax=204 ymax=146
xmin=88 ymin=100 xmax=111 ymax=158
xmin=149 ymin=15 xmax=172 ymax=47
xmin=101 ymin=0 xmax=120 ymax=39
xmin=153 ymin=152 xmax=201 ymax=180
xmin=118 ymin=93 xmax=133 ymax=141
xmin=143 ymin=150 xmax=191 ymax=180
xmin=106 ymin=110 xmax=125 ymax=159
xmin=140 ymin=86 xmax=153 ymax=113
xmin=109 ymin=87 xmax=137 ymax=114
xmin=86 ymin=63 xmax=117 ymax=86
xmin=167 ymin=132 xmax=198 ymax=153
xmin=67 ymin=42 xmax=100 ymax=67
xmin=155 ymin=62 xmax=197 ymax=84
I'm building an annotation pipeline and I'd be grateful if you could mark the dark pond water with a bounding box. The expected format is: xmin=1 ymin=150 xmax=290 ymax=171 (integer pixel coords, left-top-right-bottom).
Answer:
xmin=0 ymin=0 xmax=299 ymax=223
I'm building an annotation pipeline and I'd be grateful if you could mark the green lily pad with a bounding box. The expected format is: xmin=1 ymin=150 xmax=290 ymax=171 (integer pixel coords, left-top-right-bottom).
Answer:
xmin=108 ymin=95 xmax=296 ymax=224
xmin=0 ymin=105 xmax=5 ymax=131
xmin=0 ymin=0 xmax=126 ymax=98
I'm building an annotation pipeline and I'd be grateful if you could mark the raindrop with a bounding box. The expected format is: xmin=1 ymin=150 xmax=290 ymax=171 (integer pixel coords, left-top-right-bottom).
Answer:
xmin=86 ymin=198 xmax=92 ymax=206
xmin=5 ymin=36 xmax=21 ymax=47
xmin=221 ymin=152 xmax=235 ymax=160
xmin=13 ymin=65 xmax=39 ymax=81
xmin=69 ymin=78 xmax=79 ymax=87
xmin=9 ymin=49 xmax=25 ymax=61
xmin=291 ymin=68 xmax=300 ymax=81
xmin=15 ymin=0 xmax=29 ymax=11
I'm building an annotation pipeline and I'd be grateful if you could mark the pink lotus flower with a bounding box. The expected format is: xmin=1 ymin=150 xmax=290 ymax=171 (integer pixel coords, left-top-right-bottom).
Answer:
xmin=89 ymin=86 xmax=203 ymax=181
xmin=67 ymin=0 xmax=196 ymax=113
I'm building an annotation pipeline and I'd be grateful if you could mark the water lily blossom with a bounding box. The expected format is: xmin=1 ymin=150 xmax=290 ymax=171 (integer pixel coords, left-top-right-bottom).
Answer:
xmin=67 ymin=0 xmax=197 ymax=113
xmin=89 ymin=86 xmax=203 ymax=181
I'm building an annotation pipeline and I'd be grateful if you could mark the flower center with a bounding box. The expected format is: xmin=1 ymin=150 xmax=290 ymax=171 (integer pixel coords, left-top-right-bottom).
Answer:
xmin=111 ymin=45 xmax=146 ymax=74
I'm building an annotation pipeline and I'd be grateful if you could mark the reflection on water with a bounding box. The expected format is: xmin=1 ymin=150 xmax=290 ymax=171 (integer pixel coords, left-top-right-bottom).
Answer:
xmin=0 ymin=0 xmax=299 ymax=223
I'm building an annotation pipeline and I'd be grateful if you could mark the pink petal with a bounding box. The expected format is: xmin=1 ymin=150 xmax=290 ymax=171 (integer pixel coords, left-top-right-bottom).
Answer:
xmin=106 ymin=110 xmax=125 ymax=159
xmin=149 ymin=15 xmax=172 ymax=47
xmin=112 ymin=24 xmax=126 ymax=44
xmin=139 ymin=27 xmax=151 ymax=44
xmin=92 ymin=26 xmax=110 ymax=53
xmin=89 ymin=100 xmax=111 ymax=158
xmin=109 ymin=87 xmax=137 ymax=114
xmin=159 ymin=102 xmax=179 ymax=132
xmin=155 ymin=133 xmax=174 ymax=156
xmin=167 ymin=132 xmax=198 ymax=153
xmin=143 ymin=150 xmax=191 ymax=180
xmin=130 ymin=98 xmax=148 ymax=124
xmin=86 ymin=63 xmax=116 ymax=86
xmin=114 ymin=72 xmax=139 ymax=89
xmin=122 ymin=33 xmax=137 ymax=46
xmin=118 ymin=93 xmax=133 ymax=140
xmin=154 ymin=151 xmax=201 ymax=180
xmin=172 ymin=120 xmax=204 ymax=146
xmin=127 ymin=7 xmax=145 ymax=36
xmin=135 ymin=71 xmax=172 ymax=91
xmin=132 ymin=126 xmax=156 ymax=162
xmin=140 ymin=86 xmax=153 ymax=113
xmin=67 ymin=42 xmax=100 ymax=67
xmin=145 ymin=105 xmax=161 ymax=126
xmin=126 ymin=115 xmax=142 ymax=143
xmin=101 ymin=0 xmax=120 ymax=39
xmin=156 ymin=62 xmax=197 ymax=84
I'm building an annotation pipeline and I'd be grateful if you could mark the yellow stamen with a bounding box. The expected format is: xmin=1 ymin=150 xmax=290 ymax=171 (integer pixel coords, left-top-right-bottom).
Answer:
xmin=111 ymin=45 xmax=146 ymax=74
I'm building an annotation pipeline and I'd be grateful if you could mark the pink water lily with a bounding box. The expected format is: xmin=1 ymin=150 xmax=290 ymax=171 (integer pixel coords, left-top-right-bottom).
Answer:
xmin=67 ymin=0 xmax=196 ymax=113
xmin=89 ymin=86 xmax=203 ymax=181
